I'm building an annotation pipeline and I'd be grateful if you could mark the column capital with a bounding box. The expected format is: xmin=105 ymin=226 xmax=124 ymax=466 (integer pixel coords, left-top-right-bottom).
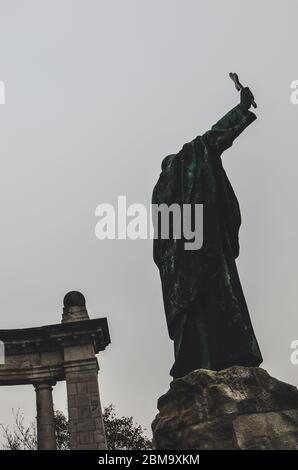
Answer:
xmin=33 ymin=380 xmax=56 ymax=392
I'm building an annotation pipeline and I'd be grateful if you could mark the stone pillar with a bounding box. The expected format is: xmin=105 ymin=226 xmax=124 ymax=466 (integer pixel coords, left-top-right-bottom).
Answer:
xmin=62 ymin=291 xmax=107 ymax=450
xmin=65 ymin=359 xmax=107 ymax=450
xmin=34 ymin=382 xmax=56 ymax=450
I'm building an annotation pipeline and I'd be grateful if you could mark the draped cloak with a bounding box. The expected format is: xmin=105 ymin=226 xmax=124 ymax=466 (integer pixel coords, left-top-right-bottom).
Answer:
xmin=152 ymin=104 xmax=263 ymax=378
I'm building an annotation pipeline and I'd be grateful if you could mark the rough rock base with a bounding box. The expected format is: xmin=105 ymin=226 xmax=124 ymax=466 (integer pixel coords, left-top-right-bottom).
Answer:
xmin=152 ymin=366 xmax=298 ymax=450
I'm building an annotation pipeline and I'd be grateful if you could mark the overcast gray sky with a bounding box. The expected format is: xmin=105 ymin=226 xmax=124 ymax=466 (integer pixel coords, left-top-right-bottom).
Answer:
xmin=0 ymin=0 xmax=298 ymax=437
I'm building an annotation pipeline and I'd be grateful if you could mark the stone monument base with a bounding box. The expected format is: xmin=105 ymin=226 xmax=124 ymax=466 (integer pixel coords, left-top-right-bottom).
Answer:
xmin=152 ymin=366 xmax=298 ymax=450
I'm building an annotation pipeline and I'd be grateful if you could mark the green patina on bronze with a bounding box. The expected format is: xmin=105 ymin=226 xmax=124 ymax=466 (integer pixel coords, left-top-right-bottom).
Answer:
xmin=152 ymin=102 xmax=263 ymax=378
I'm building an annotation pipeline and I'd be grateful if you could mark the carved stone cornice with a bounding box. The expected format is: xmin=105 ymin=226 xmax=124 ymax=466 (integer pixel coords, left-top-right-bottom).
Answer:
xmin=0 ymin=318 xmax=110 ymax=385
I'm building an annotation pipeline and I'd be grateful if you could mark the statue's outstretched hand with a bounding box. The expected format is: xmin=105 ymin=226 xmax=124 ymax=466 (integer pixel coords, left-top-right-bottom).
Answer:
xmin=240 ymin=87 xmax=255 ymax=110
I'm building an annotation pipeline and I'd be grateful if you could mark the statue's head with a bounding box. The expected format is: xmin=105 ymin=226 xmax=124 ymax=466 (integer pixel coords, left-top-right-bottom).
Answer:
xmin=161 ymin=154 xmax=175 ymax=171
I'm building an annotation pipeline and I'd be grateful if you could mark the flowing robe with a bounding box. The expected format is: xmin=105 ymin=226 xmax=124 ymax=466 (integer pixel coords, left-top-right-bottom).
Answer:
xmin=152 ymin=104 xmax=263 ymax=378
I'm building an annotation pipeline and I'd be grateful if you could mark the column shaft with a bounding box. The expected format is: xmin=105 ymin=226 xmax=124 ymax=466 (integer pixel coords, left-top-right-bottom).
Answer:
xmin=34 ymin=382 xmax=56 ymax=450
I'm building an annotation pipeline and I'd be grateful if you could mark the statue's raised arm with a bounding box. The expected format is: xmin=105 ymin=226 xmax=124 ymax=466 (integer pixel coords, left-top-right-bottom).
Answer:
xmin=202 ymin=87 xmax=257 ymax=154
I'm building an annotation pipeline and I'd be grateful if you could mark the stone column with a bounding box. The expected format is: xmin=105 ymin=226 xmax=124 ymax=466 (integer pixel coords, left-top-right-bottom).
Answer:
xmin=62 ymin=291 xmax=108 ymax=450
xmin=65 ymin=359 xmax=107 ymax=450
xmin=34 ymin=382 xmax=56 ymax=450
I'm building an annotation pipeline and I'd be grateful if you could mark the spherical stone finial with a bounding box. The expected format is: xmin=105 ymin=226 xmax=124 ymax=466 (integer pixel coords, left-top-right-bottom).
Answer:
xmin=63 ymin=291 xmax=86 ymax=309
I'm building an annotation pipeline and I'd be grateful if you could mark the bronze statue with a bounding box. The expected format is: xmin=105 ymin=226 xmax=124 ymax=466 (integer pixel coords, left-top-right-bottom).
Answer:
xmin=152 ymin=76 xmax=263 ymax=378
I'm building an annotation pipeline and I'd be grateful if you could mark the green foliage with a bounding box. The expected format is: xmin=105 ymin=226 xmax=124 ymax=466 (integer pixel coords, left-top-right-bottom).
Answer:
xmin=54 ymin=410 xmax=70 ymax=450
xmin=1 ymin=405 xmax=152 ymax=450
xmin=103 ymin=404 xmax=152 ymax=450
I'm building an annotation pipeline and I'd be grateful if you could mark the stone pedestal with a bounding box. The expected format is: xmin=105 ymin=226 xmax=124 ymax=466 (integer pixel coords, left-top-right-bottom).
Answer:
xmin=34 ymin=382 xmax=56 ymax=450
xmin=152 ymin=366 xmax=298 ymax=450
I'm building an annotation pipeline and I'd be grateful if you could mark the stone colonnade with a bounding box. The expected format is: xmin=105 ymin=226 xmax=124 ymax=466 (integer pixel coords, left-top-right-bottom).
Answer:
xmin=0 ymin=291 xmax=110 ymax=450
